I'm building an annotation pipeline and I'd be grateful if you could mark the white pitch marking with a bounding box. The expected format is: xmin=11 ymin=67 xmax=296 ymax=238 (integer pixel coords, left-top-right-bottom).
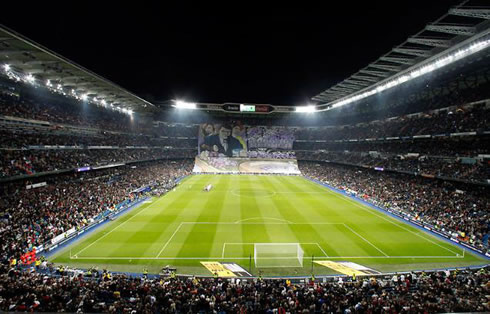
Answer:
xmin=231 ymin=189 xmax=277 ymax=198
xmin=73 ymin=197 xmax=160 ymax=257
xmin=70 ymin=255 xmax=466 ymax=260
xmin=315 ymin=243 xmax=329 ymax=257
xmin=235 ymin=217 xmax=293 ymax=224
xmin=156 ymin=223 xmax=184 ymax=257
xmin=342 ymin=223 xmax=389 ymax=257
xmin=327 ymin=189 xmax=462 ymax=256
xmin=221 ymin=242 xmax=329 ymax=258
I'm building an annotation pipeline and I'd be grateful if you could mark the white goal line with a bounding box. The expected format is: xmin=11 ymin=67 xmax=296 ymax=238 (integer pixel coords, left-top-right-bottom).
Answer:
xmin=222 ymin=242 xmax=329 ymax=258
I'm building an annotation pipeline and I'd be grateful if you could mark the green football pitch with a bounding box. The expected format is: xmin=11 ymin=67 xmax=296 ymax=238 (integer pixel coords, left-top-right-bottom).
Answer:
xmin=51 ymin=175 xmax=487 ymax=276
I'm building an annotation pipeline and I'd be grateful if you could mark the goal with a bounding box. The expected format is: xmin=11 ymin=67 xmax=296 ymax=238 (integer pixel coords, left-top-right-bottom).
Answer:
xmin=254 ymin=243 xmax=304 ymax=268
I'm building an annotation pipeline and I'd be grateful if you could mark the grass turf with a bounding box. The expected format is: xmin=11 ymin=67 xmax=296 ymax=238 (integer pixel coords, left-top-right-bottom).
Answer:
xmin=51 ymin=174 xmax=487 ymax=276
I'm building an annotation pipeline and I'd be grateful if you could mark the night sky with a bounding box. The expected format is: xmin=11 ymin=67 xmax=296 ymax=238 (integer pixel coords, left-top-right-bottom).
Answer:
xmin=1 ymin=1 xmax=463 ymax=106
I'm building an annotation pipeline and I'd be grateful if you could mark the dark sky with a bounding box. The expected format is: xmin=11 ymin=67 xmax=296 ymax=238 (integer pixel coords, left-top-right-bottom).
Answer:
xmin=1 ymin=1 xmax=463 ymax=105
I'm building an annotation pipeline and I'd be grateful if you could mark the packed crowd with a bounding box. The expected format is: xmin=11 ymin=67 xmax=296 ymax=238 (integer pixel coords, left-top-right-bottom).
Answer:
xmin=0 ymin=129 xmax=197 ymax=149
xmin=299 ymin=161 xmax=490 ymax=251
xmin=295 ymin=102 xmax=489 ymax=141
xmin=0 ymin=264 xmax=488 ymax=312
xmin=0 ymin=159 xmax=193 ymax=268
xmin=0 ymin=92 xmax=146 ymax=133
xmin=0 ymin=148 xmax=194 ymax=178
xmin=294 ymin=137 xmax=489 ymax=158
xmin=296 ymin=151 xmax=489 ymax=184
xmin=0 ymin=149 xmax=195 ymax=178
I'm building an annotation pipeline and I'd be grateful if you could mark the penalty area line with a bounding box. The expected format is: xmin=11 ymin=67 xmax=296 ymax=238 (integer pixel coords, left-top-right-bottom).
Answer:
xmin=156 ymin=223 xmax=184 ymax=257
xmin=72 ymin=197 xmax=163 ymax=257
xmin=326 ymin=188 xmax=462 ymax=256
xmin=342 ymin=223 xmax=389 ymax=257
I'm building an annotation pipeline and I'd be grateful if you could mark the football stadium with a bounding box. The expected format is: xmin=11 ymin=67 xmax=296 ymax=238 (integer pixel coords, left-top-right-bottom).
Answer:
xmin=1 ymin=2 xmax=490 ymax=313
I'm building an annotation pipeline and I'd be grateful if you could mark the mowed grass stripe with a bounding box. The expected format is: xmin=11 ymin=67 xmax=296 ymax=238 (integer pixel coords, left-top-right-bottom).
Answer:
xmin=71 ymin=200 xmax=157 ymax=257
xmin=53 ymin=174 xmax=485 ymax=275
xmin=274 ymin=176 xmax=383 ymax=257
xmin=290 ymin=177 xmax=458 ymax=257
xmin=272 ymin=176 xmax=344 ymax=256
xmin=173 ymin=175 xmax=231 ymax=258
xmin=241 ymin=176 xmax=271 ymax=256
xmin=264 ymin=176 xmax=331 ymax=257
xmin=76 ymin=176 xmax=199 ymax=257
xmin=111 ymin=175 xmax=210 ymax=258
xmin=152 ymin=175 xmax=217 ymax=257
xmin=254 ymin=176 xmax=300 ymax=244
xmin=304 ymin=176 xmax=462 ymax=257
xmin=209 ymin=176 xmax=241 ymax=257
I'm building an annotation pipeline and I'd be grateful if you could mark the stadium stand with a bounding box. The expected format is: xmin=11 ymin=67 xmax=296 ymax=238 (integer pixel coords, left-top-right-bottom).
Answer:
xmin=1 ymin=3 xmax=489 ymax=311
xmin=0 ymin=265 xmax=488 ymax=312
xmin=299 ymin=162 xmax=489 ymax=251
xmin=0 ymin=160 xmax=193 ymax=263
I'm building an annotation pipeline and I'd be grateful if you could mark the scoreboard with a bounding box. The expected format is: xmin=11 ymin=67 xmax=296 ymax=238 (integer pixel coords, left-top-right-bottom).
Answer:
xmin=183 ymin=102 xmax=297 ymax=114
xmin=240 ymin=104 xmax=255 ymax=112
xmin=219 ymin=103 xmax=275 ymax=114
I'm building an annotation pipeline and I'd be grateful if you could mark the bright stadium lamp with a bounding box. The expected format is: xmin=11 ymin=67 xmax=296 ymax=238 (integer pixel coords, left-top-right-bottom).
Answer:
xmin=325 ymin=38 xmax=490 ymax=111
xmin=173 ymin=100 xmax=197 ymax=109
xmin=295 ymin=105 xmax=317 ymax=113
xmin=3 ymin=64 xmax=10 ymax=72
xmin=25 ymin=74 xmax=35 ymax=83
xmin=81 ymin=94 xmax=88 ymax=101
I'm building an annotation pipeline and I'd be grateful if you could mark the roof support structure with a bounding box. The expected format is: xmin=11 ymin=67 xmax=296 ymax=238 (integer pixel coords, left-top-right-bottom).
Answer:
xmin=337 ymin=83 xmax=362 ymax=90
xmin=449 ymin=8 xmax=490 ymax=19
xmin=312 ymin=2 xmax=490 ymax=108
xmin=425 ymin=24 xmax=476 ymax=36
xmin=358 ymin=70 xmax=391 ymax=77
xmin=351 ymin=75 xmax=380 ymax=82
xmin=407 ymin=37 xmax=452 ymax=47
xmin=379 ymin=56 xmax=416 ymax=65
xmin=344 ymin=79 xmax=371 ymax=87
xmin=369 ymin=63 xmax=402 ymax=71
xmin=392 ymin=48 xmax=433 ymax=57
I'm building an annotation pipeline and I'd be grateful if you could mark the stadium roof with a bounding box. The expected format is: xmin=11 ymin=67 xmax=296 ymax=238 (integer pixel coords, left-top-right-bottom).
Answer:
xmin=0 ymin=25 xmax=155 ymax=113
xmin=312 ymin=1 xmax=490 ymax=111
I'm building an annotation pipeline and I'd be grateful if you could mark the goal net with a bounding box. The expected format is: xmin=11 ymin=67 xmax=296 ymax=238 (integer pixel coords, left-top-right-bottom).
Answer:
xmin=254 ymin=243 xmax=304 ymax=268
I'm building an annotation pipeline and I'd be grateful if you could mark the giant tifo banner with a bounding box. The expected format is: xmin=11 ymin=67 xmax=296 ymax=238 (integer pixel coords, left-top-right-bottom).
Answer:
xmin=195 ymin=122 xmax=300 ymax=174
xmin=193 ymin=156 xmax=301 ymax=174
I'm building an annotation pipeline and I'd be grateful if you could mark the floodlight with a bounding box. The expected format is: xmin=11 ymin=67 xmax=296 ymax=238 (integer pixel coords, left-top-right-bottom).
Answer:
xmin=295 ymin=105 xmax=317 ymax=113
xmin=81 ymin=94 xmax=88 ymax=101
xmin=25 ymin=74 xmax=35 ymax=83
xmin=325 ymin=38 xmax=490 ymax=111
xmin=173 ymin=100 xmax=197 ymax=109
xmin=4 ymin=64 xmax=10 ymax=71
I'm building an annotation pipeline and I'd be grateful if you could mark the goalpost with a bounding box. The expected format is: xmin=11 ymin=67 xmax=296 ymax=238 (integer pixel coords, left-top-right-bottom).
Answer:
xmin=254 ymin=243 xmax=304 ymax=268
